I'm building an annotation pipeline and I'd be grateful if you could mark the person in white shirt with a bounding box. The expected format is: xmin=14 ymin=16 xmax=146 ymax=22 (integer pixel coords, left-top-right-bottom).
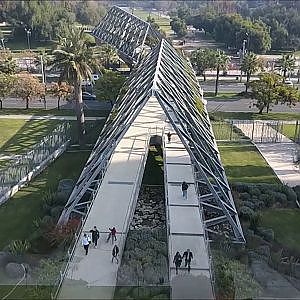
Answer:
xmin=82 ymin=233 xmax=90 ymax=255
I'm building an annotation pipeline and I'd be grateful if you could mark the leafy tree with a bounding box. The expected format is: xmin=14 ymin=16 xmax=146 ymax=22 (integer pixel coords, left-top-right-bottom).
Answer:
xmin=49 ymin=81 xmax=73 ymax=110
xmin=147 ymin=16 xmax=160 ymax=31
xmin=170 ymin=17 xmax=187 ymax=37
xmin=50 ymin=27 xmax=102 ymax=145
xmin=212 ymin=50 xmax=230 ymax=96
xmin=249 ymin=72 xmax=282 ymax=113
xmin=100 ymin=44 xmax=119 ymax=69
xmin=13 ymin=73 xmax=45 ymax=109
xmin=0 ymin=50 xmax=17 ymax=75
xmin=0 ymin=74 xmax=15 ymax=109
xmin=276 ymin=85 xmax=300 ymax=107
xmin=94 ymin=70 xmax=126 ymax=107
xmin=240 ymin=51 xmax=264 ymax=92
xmin=190 ymin=48 xmax=215 ymax=81
xmin=74 ymin=1 xmax=106 ymax=26
xmin=276 ymin=54 xmax=296 ymax=80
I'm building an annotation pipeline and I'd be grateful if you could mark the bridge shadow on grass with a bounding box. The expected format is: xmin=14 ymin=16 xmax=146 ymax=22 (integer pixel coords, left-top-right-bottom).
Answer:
xmin=0 ymin=119 xmax=60 ymax=156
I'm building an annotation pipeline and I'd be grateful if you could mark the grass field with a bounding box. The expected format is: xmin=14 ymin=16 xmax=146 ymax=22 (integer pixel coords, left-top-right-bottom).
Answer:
xmin=280 ymin=124 xmax=297 ymax=141
xmin=212 ymin=121 xmax=245 ymax=141
xmin=204 ymin=92 xmax=242 ymax=101
xmin=211 ymin=111 xmax=300 ymax=121
xmin=132 ymin=9 xmax=171 ymax=33
xmin=218 ymin=142 xmax=279 ymax=184
xmin=260 ymin=209 xmax=300 ymax=252
xmin=0 ymin=151 xmax=90 ymax=250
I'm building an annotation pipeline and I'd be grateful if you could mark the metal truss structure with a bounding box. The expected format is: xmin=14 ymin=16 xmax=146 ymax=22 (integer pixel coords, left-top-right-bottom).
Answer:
xmin=58 ymin=33 xmax=245 ymax=242
xmin=92 ymin=6 xmax=161 ymax=65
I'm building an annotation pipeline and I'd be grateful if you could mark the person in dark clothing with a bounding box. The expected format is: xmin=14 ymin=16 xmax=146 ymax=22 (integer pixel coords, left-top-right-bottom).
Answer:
xmin=90 ymin=226 xmax=100 ymax=248
xmin=107 ymin=227 xmax=117 ymax=244
xmin=181 ymin=181 xmax=189 ymax=199
xmin=112 ymin=245 xmax=119 ymax=263
xmin=173 ymin=251 xmax=182 ymax=275
xmin=167 ymin=132 xmax=172 ymax=143
xmin=182 ymin=249 xmax=193 ymax=273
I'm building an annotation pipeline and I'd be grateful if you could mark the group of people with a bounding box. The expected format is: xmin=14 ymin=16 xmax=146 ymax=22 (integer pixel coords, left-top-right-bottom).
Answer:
xmin=81 ymin=226 xmax=119 ymax=263
xmin=173 ymin=249 xmax=194 ymax=274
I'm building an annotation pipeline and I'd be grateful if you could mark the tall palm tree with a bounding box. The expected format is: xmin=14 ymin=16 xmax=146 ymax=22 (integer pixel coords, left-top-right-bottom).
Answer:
xmin=213 ymin=50 xmax=230 ymax=96
xmin=240 ymin=51 xmax=263 ymax=93
xmin=100 ymin=44 xmax=118 ymax=69
xmin=50 ymin=27 xmax=102 ymax=145
xmin=277 ymin=54 xmax=295 ymax=81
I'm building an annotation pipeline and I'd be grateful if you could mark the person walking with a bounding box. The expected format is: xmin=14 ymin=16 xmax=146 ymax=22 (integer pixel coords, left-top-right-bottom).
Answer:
xmin=173 ymin=251 xmax=182 ymax=275
xmin=181 ymin=181 xmax=189 ymax=199
xmin=167 ymin=132 xmax=172 ymax=143
xmin=90 ymin=226 xmax=100 ymax=248
xmin=111 ymin=245 xmax=119 ymax=263
xmin=107 ymin=227 xmax=117 ymax=244
xmin=182 ymin=249 xmax=193 ymax=273
xmin=82 ymin=233 xmax=90 ymax=255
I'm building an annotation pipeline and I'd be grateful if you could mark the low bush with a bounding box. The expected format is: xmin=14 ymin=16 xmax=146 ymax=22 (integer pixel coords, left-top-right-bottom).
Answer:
xmin=239 ymin=206 xmax=255 ymax=220
xmin=249 ymin=187 xmax=261 ymax=197
xmin=240 ymin=192 xmax=251 ymax=202
xmin=241 ymin=201 xmax=255 ymax=210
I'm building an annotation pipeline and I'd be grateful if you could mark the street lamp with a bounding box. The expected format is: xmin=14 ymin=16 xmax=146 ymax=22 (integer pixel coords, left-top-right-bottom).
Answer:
xmin=24 ymin=28 xmax=31 ymax=50
xmin=240 ymin=39 xmax=247 ymax=82
xmin=0 ymin=38 xmax=5 ymax=50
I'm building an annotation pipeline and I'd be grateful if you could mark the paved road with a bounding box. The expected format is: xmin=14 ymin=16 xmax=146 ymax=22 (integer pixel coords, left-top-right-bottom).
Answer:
xmin=2 ymin=98 xmax=111 ymax=110
xmin=201 ymin=82 xmax=245 ymax=93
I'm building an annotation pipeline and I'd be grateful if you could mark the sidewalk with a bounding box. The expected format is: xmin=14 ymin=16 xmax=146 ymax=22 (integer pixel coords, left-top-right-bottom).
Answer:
xmin=233 ymin=120 xmax=300 ymax=186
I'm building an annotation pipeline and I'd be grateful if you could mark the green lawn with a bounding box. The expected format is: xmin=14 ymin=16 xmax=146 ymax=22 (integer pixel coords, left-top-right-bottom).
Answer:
xmin=0 ymin=119 xmax=60 ymax=156
xmin=212 ymin=121 xmax=245 ymax=141
xmin=6 ymin=39 xmax=55 ymax=51
xmin=204 ymin=92 xmax=242 ymax=101
xmin=260 ymin=209 xmax=300 ymax=252
xmin=281 ymin=124 xmax=297 ymax=141
xmin=0 ymin=151 xmax=90 ymax=250
xmin=218 ymin=142 xmax=279 ymax=184
xmin=211 ymin=111 xmax=300 ymax=121
xmin=132 ymin=9 xmax=171 ymax=33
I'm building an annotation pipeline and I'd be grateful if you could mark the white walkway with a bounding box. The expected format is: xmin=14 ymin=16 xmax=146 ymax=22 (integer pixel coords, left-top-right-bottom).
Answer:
xmin=234 ymin=120 xmax=300 ymax=186
xmin=59 ymin=97 xmax=213 ymax=299
xmin=164 ymin=123 xmax=213 ymax=299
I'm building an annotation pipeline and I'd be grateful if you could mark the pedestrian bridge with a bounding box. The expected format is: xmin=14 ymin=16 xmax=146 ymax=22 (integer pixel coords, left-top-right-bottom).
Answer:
xmin=59 ymin=97 xmax=213 ymax=299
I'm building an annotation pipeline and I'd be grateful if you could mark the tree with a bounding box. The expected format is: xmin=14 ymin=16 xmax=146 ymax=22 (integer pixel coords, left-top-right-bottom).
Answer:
xmin=249 ymin=72 xmax=282 ymax=113
xmin=240 ymin=51 xmax=264 ymax=93
xmin=50 ymin=27 xmax=102 ymax=145
xmin=190 ymin=48 xmax=215 ymax=81
xmin=276 ymin=54 xmax=296 ymax=80
xmin=0 ymin=74 xmax=15 ymax=109
xmin=13 ymin=73 xmax=45 ymax=109
xmin=212 ymin=50 xmax=230 ymax=96
xmin=0 ymin=50 xmax=17 ymax=75
xmin=170 ymin=17 xmax=187 ymax=37
xmin=94 ymin=70 xmax=126 ymax=107
xmin=277 ymin=84 xmax=300 ymax=107
xmin=49 ymin=82 xmax=73 ymax=110
xmin=100 ymin=44 xmax=118 ymax=69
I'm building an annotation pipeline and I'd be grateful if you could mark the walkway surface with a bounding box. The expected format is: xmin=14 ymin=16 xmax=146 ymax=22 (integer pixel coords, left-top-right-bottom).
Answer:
xmin=233 ymin=120 xmax=300 ymax=187
xmin=164 ymin=121 xmax=213 ymax=299
xmin=58 ymin=97 xmax=213 ymax=299
xmin=0 ymin=115 xmax=105 ymax=121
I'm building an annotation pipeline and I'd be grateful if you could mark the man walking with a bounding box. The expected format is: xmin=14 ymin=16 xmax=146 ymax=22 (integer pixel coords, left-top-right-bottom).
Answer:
xmin=112 ymin=245 xmax=119 ymax=263
xmin=173 ymin=251 xmax=182 ymax=275
xmin=181 ymin=181 xmax=189 ymax=199
xmin=182 ymin=249 xmax=193 ymax=273
xmin=90 ymin=226 xmax=100 ymax=248
xmin=167 ymin=132 xmax=172 ymax=143
xmin=82 ymin=233 xmax=90 ymax=255
xmin=107 ymin=227 xmax=117 ymax=244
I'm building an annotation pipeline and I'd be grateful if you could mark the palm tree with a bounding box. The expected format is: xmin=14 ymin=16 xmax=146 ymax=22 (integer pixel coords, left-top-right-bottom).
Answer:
xmin=50 ymin=27 xmax=102 ymax=145
xmin=277 ymin=54 xmax=295 ymax=81
xmin=213 ymin=50 xmax=230 ymax=96
xmin=100 ymin=44 xmax=118 ymax=69
xmin=240 ymin=51 xmax=263 ymax=93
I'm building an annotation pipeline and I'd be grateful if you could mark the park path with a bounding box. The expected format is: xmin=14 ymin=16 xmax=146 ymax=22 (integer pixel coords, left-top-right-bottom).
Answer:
xmin=233 ymin=120 xmax=300 ymax=187
xmin=0 ymin=115 xmax=105 ymax=121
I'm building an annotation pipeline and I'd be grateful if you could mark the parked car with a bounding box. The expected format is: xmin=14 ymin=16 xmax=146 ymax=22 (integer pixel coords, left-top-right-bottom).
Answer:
xmin=82 ymin=92 xmax=96 ymax=101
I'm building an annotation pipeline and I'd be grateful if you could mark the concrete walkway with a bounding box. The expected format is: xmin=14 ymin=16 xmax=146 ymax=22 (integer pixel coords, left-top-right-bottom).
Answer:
xmin=58 ymin=96 xmax=213 ymax=299
xmin=164 ymin=122 xmax=213 ymax=299
xmin=233 ymin=120 xmax=300 ymax=186
xmin=0 ymin=115 xmax=105 ymax=121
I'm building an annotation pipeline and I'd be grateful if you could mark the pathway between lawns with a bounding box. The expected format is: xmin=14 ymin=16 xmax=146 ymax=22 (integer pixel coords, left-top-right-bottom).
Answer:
xmin=233 ymin=120 xmax=300 ymax=187
xmin=0 ymin=115 xmax=105 ymax=121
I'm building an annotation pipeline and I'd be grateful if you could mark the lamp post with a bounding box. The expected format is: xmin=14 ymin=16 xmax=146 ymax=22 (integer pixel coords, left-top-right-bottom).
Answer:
xmin=0 ymin=38 xmax=5 ymax=50
xmin=24 ymin=28 xmax=31 ymax=50
xmin=240 ymin=39 xmax=247 ymax=82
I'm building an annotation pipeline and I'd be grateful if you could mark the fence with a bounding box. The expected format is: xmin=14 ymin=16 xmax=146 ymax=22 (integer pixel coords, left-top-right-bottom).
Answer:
xmin=0 ymin=123 xmax=70 ymax=203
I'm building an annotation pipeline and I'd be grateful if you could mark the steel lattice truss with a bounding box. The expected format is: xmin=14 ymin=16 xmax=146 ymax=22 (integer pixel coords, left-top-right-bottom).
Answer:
xmin=92 ymin=6 xmax=161 ymax=65
xmin=58 ymin=37 xmax=245 ymax=243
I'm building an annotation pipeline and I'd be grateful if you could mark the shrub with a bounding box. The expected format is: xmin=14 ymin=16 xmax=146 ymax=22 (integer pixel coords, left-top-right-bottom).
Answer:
xmin=50 ymin=206 xmax=63 ymax=220
xmin=281 ymin=185 xmax=297 ymax=202
xmin=257 ymin=227 xmax=274 ymax=242
xmin=259 ymin=193 xmax=274 ymax=207
xmin=249 ymin=187 xmax=261 ymax=196
xmin=232 ymin=183 xmax=249 ymax=193
xmin=293 ymin=185 xmax=300 ymax=201
xmin=239 ymin=206 xmax=255 ymax=220
xmin=241 ymin=201 xmax=255 ymax=210
xmin=8 ymin=240 xmax=30 ymax=256
xmin=240 ymin=192 xmax=251 ymax=202
xmin=274 ymin=192 xmax=287 ymax=206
